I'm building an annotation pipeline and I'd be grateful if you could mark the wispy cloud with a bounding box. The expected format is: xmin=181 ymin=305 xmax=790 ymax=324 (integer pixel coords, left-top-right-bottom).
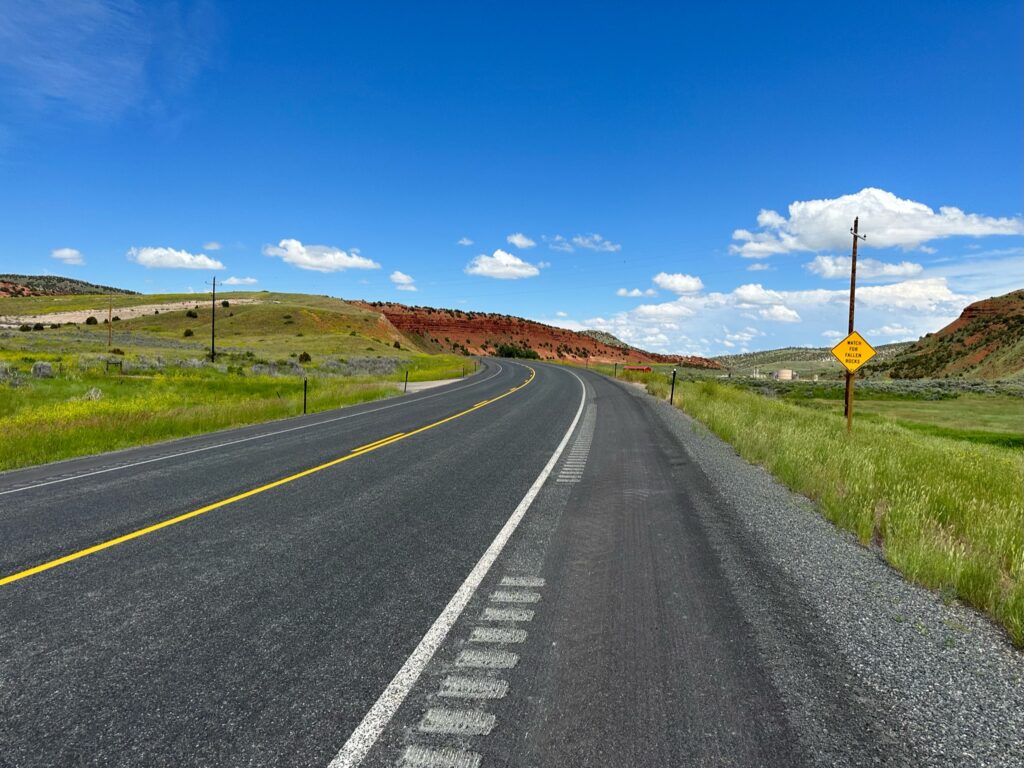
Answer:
xmin=263 ymin=239 xmax=380 ymax=273
xmin=223 ymin=276 xmax=257 ymax=286
xmin=617 ymin=287 xmax=657 ymax=297
xmin=128 ymin=246 xmax=224 ymax=270
xmin=457 ymin=237 xmax=474 ymax=246
xmin=731 ymin=188 xmax=1024 ymax=258
xmin=0 ymin=0 xmax=219 ymax=122
xmin=543 ymin=233 xmax=622 ymax=252
xmin=805 ymin=254 xmax=923 ymax=280
xmin=543 ymin=235 xmax=574 ymax=252
xmin=465 ymin=249 xmax=541 ymax=279
xmin=203 ymin=241 xmax=223 ymax=251
xmin=572 ymin=233 xmax=621 ymax=252
xmin=390 ymin=270 xmax=417 ymax=291
xmin=51 ymin=247 xmax=84 ymax=265
xmin=869 ymin=324 xmax=915 ymax=338
xmin=506 ymin=232 xmax=536 ymax=249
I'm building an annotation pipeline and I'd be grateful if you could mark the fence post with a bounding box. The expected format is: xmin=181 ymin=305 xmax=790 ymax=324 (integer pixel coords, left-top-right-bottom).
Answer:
xmin=404 ymin=370 xmax=409 ymax=393
xmin=669 ymin=369 xmax=677 ymax=405
xmin=303 ymin=377 xmax=308 ymax=414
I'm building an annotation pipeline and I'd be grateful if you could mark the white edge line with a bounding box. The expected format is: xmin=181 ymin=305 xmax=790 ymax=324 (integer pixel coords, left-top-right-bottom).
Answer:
xmin=0 ymin=363 xmax=504 ymax=497
xmin=327 ymin=366 xmax=586 ymax=768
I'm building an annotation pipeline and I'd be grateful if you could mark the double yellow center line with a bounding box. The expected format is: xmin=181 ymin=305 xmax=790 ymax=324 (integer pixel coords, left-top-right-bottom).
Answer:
xmin=0 ymin=367 xmax=536 ymax=588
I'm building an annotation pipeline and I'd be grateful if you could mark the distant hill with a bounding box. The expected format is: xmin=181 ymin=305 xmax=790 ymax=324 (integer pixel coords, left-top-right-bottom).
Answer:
xmin=355 ymin=301 xmax=720 ymax=368
xmin=873 ymin=289 xmax=1024 ymax=380
xmin=715 ymin=342 xmax=912 ymax=376
xmin=0 ymin=274 xmax=138 ymax=297
xmin=580 ymin=329 xmax=629 ymax=349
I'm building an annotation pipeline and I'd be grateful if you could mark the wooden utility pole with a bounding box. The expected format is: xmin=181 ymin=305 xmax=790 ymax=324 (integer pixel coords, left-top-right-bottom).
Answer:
xmin=844 ymin=217 xmax=867 ymax=431
xmin=209 ymin=276 xmax=217 ymax=361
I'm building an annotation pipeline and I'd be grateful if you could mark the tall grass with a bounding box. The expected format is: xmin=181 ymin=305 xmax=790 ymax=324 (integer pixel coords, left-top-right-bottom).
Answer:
xmin=648 ymin=378 xmax=1024 ymax=645
xmin=0 ymin=371 xmax=395 ymax=471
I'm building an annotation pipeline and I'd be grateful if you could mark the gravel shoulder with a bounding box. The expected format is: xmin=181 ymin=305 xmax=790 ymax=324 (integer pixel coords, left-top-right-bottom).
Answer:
xmin=620 ymin=380 xmax=1024 ymax=767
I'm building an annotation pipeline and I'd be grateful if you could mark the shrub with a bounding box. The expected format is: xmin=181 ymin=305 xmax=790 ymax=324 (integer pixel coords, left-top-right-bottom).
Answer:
xmin=494 ymin=343 xmax=539 ymax=359
xmin=18 ymin=324 xmax=31 ymax=332
xmin=393 ymin=341 xmax=401 ymax=349
xmin=85 ymin=316 xmax=98 ymax=325
xmin=112 ymin=316 xmax=120 ymax=322
xmin=183 ymin=329 xmax=194 ymax=337
xmin=185 ymin=309 xmax=199 ymax=319
xmin=298 ymin=351 xmax=312 ymax=363
xmin=50 ymin=323 xmax=60 ymax=329
xmin=32 ymin=323 xmax=44 ymax=331
xmin=110 ymin=348 xmax=125 ymax=355
xmin=221 ymin=300 xmax=230 ymax=308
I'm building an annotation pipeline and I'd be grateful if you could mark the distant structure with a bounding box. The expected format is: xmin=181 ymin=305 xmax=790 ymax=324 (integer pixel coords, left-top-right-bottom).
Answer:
xmin=773 ymin=369 xmax=798 ymax=381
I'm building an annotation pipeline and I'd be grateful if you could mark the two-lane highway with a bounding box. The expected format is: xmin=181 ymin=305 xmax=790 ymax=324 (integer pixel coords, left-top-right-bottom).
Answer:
xmin=3 ymin=360 xmax=1023 ymax=767
xmin=0 ymin=359 xmax=583 ymax=766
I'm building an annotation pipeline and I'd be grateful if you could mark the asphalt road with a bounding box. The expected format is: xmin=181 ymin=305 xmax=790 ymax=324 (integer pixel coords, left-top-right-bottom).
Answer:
xmin=1 ymin=360 xmax=1021 ymax=767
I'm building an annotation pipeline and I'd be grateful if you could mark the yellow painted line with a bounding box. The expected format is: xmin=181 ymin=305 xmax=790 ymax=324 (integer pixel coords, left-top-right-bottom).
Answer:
xmin=351 ymin=433 xmax=405 ymax=453
xmin=0 ymin=366 xmax=537 ymax=588
xmin=473 ymin=400 xmax=490 ymax=408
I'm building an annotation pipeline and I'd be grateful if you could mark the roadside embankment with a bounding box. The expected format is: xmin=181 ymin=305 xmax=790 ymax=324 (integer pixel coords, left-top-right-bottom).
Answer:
xmin=641 ymin=376 xmax=1024 ymax=646
xmin=617 ymin=378 xmax=1024 ymax=767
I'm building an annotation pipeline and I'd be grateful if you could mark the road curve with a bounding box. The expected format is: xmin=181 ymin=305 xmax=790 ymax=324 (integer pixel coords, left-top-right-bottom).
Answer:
xmin=2 ymin=361 xmax=1022 ymax=767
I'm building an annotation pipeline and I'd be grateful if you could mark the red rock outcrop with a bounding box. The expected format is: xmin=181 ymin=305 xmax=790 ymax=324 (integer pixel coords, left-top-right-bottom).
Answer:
xmin=355 ymin=301 xmax=720 ymax=368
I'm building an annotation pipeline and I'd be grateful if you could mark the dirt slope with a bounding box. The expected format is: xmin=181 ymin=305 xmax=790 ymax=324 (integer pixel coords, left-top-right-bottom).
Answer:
xmin=356 ymin=301 xmax=720 ymax=368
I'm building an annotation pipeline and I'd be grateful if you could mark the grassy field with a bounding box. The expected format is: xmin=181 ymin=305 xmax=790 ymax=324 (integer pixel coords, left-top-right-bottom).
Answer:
xmin=0 ymin=292 xmax=475 ymax=471
xmin=807 ymin=395 xmax=1024 ymax=448
xmin=625 ymin=372 xmax=1024 ymax=645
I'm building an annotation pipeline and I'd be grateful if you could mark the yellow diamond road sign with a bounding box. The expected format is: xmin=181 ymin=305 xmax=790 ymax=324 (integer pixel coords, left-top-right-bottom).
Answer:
xmin=831 ymin=331 xmax=876 ymax=373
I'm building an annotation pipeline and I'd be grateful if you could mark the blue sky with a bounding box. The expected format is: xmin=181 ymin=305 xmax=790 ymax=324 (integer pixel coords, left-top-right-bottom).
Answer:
xmin=1 ymin=1 xmax=1021 ymax=355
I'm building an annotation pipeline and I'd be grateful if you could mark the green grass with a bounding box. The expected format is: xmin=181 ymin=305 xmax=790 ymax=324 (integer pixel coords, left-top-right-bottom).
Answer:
xmin=634 ymin=376 xmax=1024 ymax=646
xmin=0 ymin=367 xmax=398 ymax=471
xmin=0 ymin=293 xmax=477 ymax=471
xmin=802 ymin=395 xmax=1024 ymax=448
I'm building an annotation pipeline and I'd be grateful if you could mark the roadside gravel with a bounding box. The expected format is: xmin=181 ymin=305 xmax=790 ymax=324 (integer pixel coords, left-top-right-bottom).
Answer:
xmin=624 ymin=381 xmax=1024 ymax=768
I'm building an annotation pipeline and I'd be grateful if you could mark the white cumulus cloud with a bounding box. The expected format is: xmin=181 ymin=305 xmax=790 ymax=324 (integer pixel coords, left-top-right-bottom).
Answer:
xmin=759 ymin=305 xmax=801 ymax=323
xmin=128 ymin=246 xmax=225 ymax=270
xmin=465 ymin=249 xmax=541 ymax=280
xmin=506 ymin=232 xmax=536 ymax=249
xmin=806 ymin=255 xmax=923 ymax=280
xmin=652 ymin=272 xmax=704 ymax=294
xmin=51 ymin=247 xmax=83 ymax=265
xmin=731 ymin=187 xmax=1024 ymax=258
xmin=390 ymin=270 xmax=417 ymax=291
xmin=617 ymin=287 xmax=657 ymax=297
xmin=223 ymin=276 xmax=257 ymax=285
xmin=263 ymin=239 xmax=380 ymax=273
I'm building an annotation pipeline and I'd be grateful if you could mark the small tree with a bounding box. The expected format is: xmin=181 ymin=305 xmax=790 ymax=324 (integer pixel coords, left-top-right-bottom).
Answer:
xmin=85 ymin=316 xmax=98 ymax=325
